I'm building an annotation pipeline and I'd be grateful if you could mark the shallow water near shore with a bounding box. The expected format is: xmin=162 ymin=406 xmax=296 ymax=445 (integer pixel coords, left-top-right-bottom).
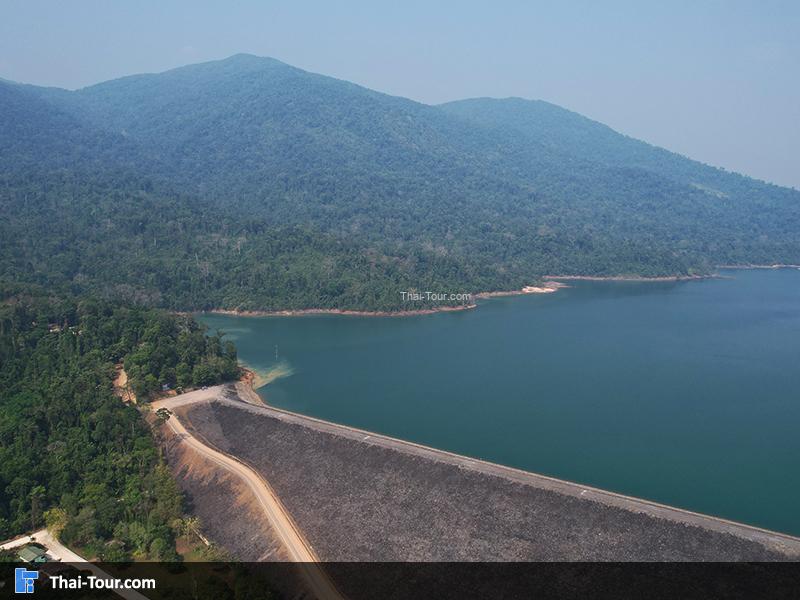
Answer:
xmin=199 ymin=269 xmax=800 ymax=536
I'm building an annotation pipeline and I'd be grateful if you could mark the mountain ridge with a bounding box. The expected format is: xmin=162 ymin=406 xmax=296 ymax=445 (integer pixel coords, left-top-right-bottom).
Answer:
xmin=443 ymin=97 xmax=748 ymax=177
xmin=4 ymin=54 xmax=793 ymax=187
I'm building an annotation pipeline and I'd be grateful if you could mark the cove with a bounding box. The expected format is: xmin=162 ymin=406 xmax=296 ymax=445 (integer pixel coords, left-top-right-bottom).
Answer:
xmin=199 ymin=268 xmax=800 ymax=536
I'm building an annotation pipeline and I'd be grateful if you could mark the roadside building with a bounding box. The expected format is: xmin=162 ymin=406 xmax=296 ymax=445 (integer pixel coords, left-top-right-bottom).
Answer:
xmin=18 ymin=544 xmax=47 ymax=563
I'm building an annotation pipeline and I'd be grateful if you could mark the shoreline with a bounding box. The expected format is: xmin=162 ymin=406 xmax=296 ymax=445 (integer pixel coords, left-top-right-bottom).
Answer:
xmin=545 ymin=273 xmax=711 ymax=282
xmin=201 ymin=265 xmax=794 ymax=319
xmin=207 ymin=304 xmax=478 ymax=318
xmin=239 ymin=366 xmax=260 ymax=388
xmin=204 ymin=280 xmax=568 ymax=318
xmin=717 ymin=263 xmax=800 ymax=270
xmin=473 ymin=280 xmax=567 ymax=298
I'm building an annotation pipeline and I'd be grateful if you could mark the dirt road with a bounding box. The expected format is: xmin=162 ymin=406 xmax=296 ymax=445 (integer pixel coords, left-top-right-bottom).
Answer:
xmin=152 ymin=389 xmax=344 ymax=600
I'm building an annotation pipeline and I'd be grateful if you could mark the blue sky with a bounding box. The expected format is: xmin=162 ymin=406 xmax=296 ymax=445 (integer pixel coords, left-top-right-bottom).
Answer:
xmin=1 ymin=1 xmax=798 ymax=188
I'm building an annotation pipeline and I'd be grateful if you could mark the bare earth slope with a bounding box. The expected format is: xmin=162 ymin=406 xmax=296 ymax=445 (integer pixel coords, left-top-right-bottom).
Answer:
xmin=171 ymin=386 xmax=800 ymax=562
xmin=154 ymin=387 xmax=345 ymax=600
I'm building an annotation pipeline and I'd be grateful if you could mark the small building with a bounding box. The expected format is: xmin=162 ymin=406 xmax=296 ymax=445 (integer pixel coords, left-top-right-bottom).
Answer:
xmin=18 ymin=544 xmax=47 ymax=563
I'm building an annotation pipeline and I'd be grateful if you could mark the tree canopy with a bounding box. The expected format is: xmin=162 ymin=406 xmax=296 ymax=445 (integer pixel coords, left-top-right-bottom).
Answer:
xmin=0 ymin=288 xmax=237 ymax=558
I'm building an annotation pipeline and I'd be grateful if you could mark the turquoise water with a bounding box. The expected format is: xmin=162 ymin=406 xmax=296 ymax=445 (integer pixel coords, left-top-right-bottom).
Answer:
xmin=199 ymin=269 xmax=800 ymax=535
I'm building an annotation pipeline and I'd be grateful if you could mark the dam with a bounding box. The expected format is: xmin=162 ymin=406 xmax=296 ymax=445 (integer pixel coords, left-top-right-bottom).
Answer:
xmin=161 ymin=384 xmax=800 ymax=563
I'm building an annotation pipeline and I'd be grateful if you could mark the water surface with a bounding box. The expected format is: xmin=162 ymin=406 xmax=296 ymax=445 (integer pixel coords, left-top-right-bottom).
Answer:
xmin=200 ymin=269 xmax=800 ymax=535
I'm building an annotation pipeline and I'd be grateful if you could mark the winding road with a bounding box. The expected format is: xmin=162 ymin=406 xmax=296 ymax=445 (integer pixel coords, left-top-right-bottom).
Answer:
xmin=152 ymin=388 xmax=344 ymax=600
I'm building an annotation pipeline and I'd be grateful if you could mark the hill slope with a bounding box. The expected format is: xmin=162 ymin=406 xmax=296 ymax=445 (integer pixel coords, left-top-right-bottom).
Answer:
xmin=440 ymin=96 xmax=796 ymax=205
xmin=1 ymin=55 xmax=798 ymax=311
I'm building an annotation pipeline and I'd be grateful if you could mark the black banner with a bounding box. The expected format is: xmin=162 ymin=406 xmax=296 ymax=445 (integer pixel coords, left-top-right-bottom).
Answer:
xmin=1 ymin=561 xmax=799 ymax=600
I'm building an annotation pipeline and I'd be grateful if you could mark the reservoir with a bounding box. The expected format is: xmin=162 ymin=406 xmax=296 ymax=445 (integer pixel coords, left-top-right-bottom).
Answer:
xmin=199 ymin=268 xmax=800 ymax=536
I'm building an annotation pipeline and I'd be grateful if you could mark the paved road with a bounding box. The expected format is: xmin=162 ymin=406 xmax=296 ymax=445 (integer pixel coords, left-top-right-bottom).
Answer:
xmin=2 ymin=529 xmax=150 ymax=600
xmin=153 ymin=390 xmax=345 ymax=600
xmin=0 ymin=532 xmax=36 ymax=551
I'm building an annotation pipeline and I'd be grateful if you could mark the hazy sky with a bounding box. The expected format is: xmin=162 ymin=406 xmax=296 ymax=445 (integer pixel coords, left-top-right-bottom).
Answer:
xmin=2 ymin=1 xmax=798 ymax=188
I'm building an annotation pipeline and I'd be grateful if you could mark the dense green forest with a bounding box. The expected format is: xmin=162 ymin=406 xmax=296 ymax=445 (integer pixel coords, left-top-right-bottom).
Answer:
xmin=0 ymin=286 xmax=238 ymax=557
xmin=1 ymin=53 xmax=799 ymax=313
xmin=1 ymin=171 xmax=706 ymax=312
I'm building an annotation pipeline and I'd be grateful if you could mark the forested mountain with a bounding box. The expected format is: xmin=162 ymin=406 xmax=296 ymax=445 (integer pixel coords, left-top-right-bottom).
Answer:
xmin=0 ymin=289 xmax=238 ymax=558
xmin=1 ymin=54 xmax=798 ymax=311
xmin=1 ymin=171 xmax=506 ymax=311
xmin=439 ymin=97 xmax=797 ymax=207
xmin=0 ymin=78 xmax=149 ymax=175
